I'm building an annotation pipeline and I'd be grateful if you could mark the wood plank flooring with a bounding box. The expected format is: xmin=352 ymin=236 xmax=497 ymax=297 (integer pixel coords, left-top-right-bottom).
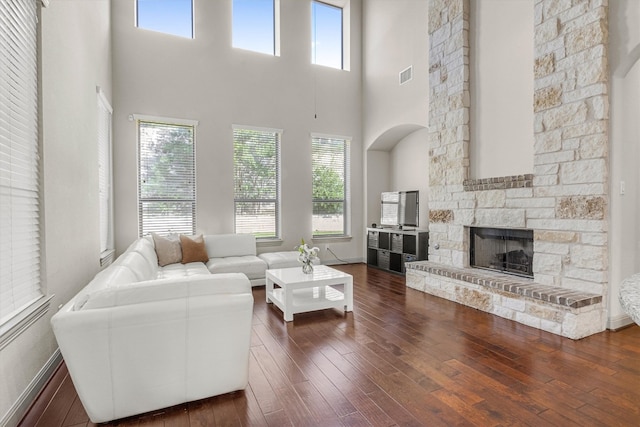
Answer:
xmin=22 ymin=264 xmax=640 ymax=426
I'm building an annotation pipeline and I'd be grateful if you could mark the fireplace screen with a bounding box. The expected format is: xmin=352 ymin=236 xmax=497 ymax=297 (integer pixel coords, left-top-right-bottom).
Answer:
xmin=470 ymin=227 xmax=533 ymax=278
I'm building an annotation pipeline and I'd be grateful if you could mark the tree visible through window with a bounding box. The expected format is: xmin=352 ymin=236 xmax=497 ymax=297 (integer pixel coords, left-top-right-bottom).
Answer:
xmin=312 ymin=135 xmax=350 ymax=237
xmin=233 ymin=127 xmax=281 ymax=239
xmin=138 ymin=119 xmax=197 ymax=236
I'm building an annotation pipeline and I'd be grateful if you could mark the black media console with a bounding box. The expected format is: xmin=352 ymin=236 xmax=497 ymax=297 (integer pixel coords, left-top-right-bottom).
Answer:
xmin=366 ymin=227 xmax=428 ymax=274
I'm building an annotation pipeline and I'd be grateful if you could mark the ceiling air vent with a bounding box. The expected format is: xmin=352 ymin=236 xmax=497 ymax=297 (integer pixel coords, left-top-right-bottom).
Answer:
xmin=399 ymin=66 xmax=413 ymax=85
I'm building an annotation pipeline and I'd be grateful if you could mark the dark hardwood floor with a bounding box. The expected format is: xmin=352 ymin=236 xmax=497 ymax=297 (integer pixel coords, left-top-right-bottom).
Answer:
xmin=22 ymin=264 xmax=640 ymax=426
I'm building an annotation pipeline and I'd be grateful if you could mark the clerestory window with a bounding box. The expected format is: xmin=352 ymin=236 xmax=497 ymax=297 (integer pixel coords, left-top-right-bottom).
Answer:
xmin=233 ymin=0 xmax=279 ymax=56
xmin=311 ymin=0 xmax=346 ymax=70
xmin=136 ymin=0 xmax=194 ymax=39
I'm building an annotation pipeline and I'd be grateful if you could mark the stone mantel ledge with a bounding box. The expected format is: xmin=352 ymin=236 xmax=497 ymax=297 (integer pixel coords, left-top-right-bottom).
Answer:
xmin=406 ymin=261 xmax=601 ymax=309
xmin=620 ymin=273 xmax=640 ymax=326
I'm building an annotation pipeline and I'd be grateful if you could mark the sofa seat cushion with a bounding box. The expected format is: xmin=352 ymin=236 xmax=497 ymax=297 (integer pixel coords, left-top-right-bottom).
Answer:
xmin=207 ymin=256 xmax=267 ymax=280
xmin=258 ymin=251 xmax=317 ymax=270
xmin=158 ymin=262 xmax=211 ymax=279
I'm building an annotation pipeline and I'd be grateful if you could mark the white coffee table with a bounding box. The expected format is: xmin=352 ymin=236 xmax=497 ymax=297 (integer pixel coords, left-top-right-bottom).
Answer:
xmin=265 ymin=265 xmax=353 ymax=321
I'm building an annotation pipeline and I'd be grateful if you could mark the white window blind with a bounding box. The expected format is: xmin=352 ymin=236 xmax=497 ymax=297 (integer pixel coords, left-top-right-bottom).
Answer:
xmin=138 ymin=119 xmax=196 ymax=236
xmin=312 ymin=135 xmax=350 ymax=237
xmin=97 ymin=88 xmax=114 ymax=263
xmin=233 ymin=126 xmax=281 ymax=239
xmin=0 ymin=0 xmax=42 ymax=326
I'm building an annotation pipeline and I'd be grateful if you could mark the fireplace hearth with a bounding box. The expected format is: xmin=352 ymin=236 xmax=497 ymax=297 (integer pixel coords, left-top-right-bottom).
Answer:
xmin=470 ymin=227 xmax=533 ymax=278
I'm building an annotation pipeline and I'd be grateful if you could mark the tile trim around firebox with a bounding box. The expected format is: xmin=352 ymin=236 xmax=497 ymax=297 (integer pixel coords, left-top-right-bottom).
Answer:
xmin=462 ymin=174 xmax=533 ymax=192
xmin=405 ymin=261 xmax=604 ymax=340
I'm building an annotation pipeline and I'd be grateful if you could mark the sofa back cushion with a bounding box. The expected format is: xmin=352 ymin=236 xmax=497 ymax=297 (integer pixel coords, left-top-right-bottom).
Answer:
xmin=127 ymin=236 xmax=159 ymax=273
xmin=117 ymin=251 xmax=157 ymax=282
xmin=82 ymin=273 xmax=251 ymax=310
xmin=205 ymin=233 xmax=256 ymax=258
xmin=73 ymin=265 xmax=138 ymax=310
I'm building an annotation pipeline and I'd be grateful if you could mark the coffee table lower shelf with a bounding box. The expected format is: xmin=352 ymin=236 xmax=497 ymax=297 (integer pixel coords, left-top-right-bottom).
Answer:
xmin=266 ymin=265 xmax=353 ymax=322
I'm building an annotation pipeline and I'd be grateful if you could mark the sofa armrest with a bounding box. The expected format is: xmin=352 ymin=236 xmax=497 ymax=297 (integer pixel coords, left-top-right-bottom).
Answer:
xmin=50 ymin=274 xmax=254 ymax=423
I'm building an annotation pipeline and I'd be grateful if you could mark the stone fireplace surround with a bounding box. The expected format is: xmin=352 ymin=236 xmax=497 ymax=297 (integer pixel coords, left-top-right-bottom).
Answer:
xmin=406 ymin=256 xmax=603 ymax=340
xmin=409 ymin=0 xmax=610 ymax=341
xmin=407 ymin=175 xmax=605 ymax=340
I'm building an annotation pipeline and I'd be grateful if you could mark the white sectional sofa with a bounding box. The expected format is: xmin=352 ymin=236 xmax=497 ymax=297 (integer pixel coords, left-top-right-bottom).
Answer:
xmin=51 ymin=236 xmax=255 ymax=423
xmin=51 ymin=232 xmax=311 ymax=423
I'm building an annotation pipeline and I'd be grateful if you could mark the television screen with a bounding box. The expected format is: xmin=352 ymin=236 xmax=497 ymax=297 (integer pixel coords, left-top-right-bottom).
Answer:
xmin=399 ymin=190 xmax=419 ymax=227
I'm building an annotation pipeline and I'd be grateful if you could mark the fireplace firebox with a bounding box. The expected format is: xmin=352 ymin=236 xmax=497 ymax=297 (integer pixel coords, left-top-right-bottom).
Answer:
xmin=470 ymin=227 xmax=533 ymax=278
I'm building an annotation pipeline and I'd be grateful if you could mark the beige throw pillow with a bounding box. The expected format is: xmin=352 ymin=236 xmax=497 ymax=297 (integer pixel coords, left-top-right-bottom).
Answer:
xmin=152 ymin=233 xmax=182 ymax=267
xmin=180 ymin=234 xmax=209 ymax=264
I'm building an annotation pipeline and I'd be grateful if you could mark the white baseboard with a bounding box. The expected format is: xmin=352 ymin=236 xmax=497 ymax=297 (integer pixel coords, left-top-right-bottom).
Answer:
xmin=608 ymin=313 xmax=634 ymax=331
xmin=324 ymin=257 xmax=363 ymax=266
xmin=1 ymin=349 xmax=62 ymax=427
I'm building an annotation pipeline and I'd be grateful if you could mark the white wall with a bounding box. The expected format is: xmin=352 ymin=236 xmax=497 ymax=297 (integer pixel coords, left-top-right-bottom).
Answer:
xmin=469 ymin=0 xmax=534 ymax=179
xmin=362 ymin=0 xmax=429 ymax=234
xmin=362 ymin=0 xmax=428 ymax=148
xmin=0 ymin=0 xmax=111 ymax=423
xmin=608 ymin=0 xmax=640 ymax=328
xmin=366 ymin=150 xmax=390 ymax=227
xmin=111 ymin=0 xmax=363 ymax=263
xmin=390 ymin=128 xmax=429 ymax=229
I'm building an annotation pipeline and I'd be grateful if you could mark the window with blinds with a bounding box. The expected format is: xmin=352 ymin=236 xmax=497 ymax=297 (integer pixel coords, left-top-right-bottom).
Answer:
xmin=97 ymin=88 xmax=114 ymax=265
xmin=233 ymin=126 xmax=281 ymax=239
xmin=311 ymin=135 xmax=350 ymax=237
xmin=137 ymin=118 xmax=197 ymax=236
xmin=0 ymin=0 xmax=43 ymax=329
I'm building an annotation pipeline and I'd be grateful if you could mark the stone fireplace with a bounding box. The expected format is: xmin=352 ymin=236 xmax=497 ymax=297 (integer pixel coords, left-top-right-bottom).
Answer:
xmin=406 ymin=0 xmax=608 ymax=339
xmin=470 ymin=227 xmax=533 ymax=278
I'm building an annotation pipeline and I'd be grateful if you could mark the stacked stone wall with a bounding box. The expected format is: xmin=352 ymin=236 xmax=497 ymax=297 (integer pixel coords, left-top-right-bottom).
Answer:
xmin=532 ymin=0 xmax=609 ymax=305
xmin=422 ymin=0 xmax=609 ymax=337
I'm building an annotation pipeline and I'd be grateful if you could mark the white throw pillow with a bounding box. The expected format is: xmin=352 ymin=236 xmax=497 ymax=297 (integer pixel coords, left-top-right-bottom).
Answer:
xmin=152 ymin=233 xmax=182 ymax=266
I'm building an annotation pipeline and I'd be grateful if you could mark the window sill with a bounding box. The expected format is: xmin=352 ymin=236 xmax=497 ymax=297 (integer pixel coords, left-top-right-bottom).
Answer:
xmin=312 ymin=235 xmax=352 ymax=244
xmin=257 ymin=238 xmax=284 ymax=248
xmin=100 ymin=249 xmax=116 ymax=267
xmin=0 ymin=295 xmax=54 ymax=351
